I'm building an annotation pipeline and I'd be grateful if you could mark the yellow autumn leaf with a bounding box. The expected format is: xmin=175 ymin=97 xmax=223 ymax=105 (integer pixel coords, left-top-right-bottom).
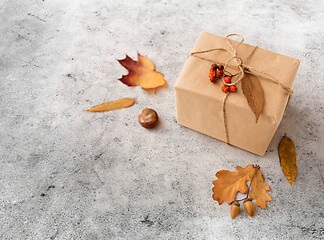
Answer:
xmin=86 ymin=98 xmax=135 ymax=112
xmin=279 ymin=134 xmax=297 ymax=186
xmin=117 ymin=53 xmax=167 ymax=89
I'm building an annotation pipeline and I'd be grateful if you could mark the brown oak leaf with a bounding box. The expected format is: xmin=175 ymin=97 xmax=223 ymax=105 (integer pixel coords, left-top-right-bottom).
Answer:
xmin=212 ymin=165 xmax=257 ymax=205
xmin=117 ymin=53 xmax=167 ymax=89
xmin=250 ymin=168 xmax=272 ymax=208
xmin=241 ymin=73 xmax=264 ymax=123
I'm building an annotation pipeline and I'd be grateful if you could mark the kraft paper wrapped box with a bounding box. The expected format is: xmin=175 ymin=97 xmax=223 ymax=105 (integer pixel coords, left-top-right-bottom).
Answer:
xmin=174 ymin=32 xmax=300 ymax=156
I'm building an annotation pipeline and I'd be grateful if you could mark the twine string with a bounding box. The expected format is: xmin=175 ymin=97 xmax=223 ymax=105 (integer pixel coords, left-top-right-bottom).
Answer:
xmin=188 ymin=34 xmax=293 ymax=143
xmin=243 ymin=66 xmax=293 ymax=95
xmin=222 ymin=92 xmax=230 ymax=143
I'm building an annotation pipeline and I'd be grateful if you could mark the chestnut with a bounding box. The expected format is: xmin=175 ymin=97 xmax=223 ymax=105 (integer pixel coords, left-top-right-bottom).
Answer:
xmin=138 ymin=108 xmax=158 ymax=129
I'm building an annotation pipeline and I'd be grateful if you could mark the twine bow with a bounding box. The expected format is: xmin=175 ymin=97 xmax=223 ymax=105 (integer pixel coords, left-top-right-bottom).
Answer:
xmin=188 ymin=34 xmax=293 ymax=144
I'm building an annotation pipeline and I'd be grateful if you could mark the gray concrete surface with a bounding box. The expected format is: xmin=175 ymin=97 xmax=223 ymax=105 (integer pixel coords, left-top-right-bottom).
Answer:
xmin=1 ymin=0 xmax=323 ymax=239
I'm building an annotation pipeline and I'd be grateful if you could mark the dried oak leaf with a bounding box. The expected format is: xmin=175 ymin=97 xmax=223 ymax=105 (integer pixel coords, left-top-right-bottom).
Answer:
xmin=279 ymin=134 xmax=297 ymax=186
xmin=250 ymin=168 xmax=272 ymax=208
xmin=241 ymin=73 xmax=264 ymax=123
xmin=117 ymin=53 xmax=167 ymax=89
xmin=212 ymin=165 xmax=257 ymax=205
xmin=86 ymin=98 xmax=135 ymax=112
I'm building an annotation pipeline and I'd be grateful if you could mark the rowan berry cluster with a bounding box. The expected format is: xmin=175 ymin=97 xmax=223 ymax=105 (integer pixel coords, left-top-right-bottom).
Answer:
xmin=209 ymin=64 xmax=238 ymax=93
xmin=209 ymin=64 xmax=224 ymax=83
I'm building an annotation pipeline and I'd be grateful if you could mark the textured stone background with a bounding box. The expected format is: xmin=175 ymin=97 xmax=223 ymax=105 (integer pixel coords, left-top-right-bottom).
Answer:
xmin=0 ymin=0 xmax=323 ymax=239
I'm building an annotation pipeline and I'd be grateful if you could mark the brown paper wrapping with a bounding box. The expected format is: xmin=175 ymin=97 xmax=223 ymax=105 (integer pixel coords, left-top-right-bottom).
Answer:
xmin=174 ymin=32 xmax=300 ymax=156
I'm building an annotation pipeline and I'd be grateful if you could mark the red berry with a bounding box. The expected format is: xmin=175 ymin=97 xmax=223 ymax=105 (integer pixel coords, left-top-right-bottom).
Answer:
xmin=216 ymin=69 xmax=224 ymax=77
xmin=209 ymin=69 xmax=216 ymax=80
xmin=224 ymin=76 xmax=232 ymax=84
xmin=219 ymin=65 xmax=224 ymax=70
xmin=230 ymin=85 xmax=238 ymax=92
xmin=221 ymin=84 xmax=230 ymax=93
xmin=211 ymin=64 xmax=217 ymax=70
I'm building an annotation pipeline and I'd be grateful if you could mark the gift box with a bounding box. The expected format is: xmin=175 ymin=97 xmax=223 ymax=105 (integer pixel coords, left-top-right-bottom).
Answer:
xmin=174 ymin=32 xmax=300 ymax=156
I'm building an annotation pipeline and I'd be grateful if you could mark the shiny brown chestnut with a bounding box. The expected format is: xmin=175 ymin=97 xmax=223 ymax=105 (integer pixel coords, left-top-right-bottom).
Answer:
xmin=138 ymin=108 xmax=158 ymax=129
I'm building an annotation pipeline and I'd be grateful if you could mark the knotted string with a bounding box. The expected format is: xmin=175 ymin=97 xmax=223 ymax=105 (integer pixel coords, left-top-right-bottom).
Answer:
xmin=188 ymin=34 xmax=293 ymax=144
